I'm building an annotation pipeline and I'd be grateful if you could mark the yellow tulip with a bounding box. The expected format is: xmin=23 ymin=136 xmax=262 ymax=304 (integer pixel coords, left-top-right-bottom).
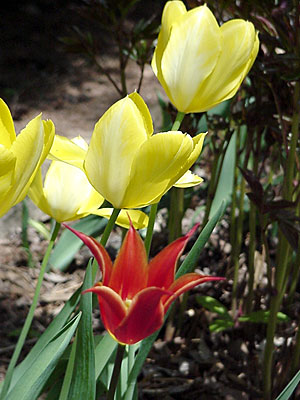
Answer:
xmin=0 ymin=99 xmax=55 ymax=217
xmin=31 ymin=136 xmax=148 ymax=228
xmin=151 ymin=1 xmax=259 ymax=113
xmin=83 ymin=92 xmax=205 ymax=209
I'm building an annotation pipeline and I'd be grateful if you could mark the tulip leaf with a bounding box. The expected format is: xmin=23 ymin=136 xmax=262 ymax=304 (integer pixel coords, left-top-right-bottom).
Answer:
xmin=67 ymin=260 xmax=96 ymax=400
xmin=176 ymin=200 xmax=226 ymax=278
xmin=123 ymin=201 xmax=226 ymax=399
xmin=209 ymin=319 xmax=234 ymax=333
xmin=2 ymin=287 xmax=81 ymax=393
xmin=208 ymin=130 xmax=237 ymax=219
xmin=275 ymin=370 xmax=300 ymax=400
xmin=49 ymin=215 xmax=107 ymax=271
xmin=6 ymin=313 xmax=81 ymax=400
xmin=95 ymin=334 xmax=118 ymax=379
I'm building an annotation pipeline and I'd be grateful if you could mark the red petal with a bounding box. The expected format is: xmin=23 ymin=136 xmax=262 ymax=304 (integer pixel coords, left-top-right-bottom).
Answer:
xmin=163 ymin=273 xmax=226 ymax=311
xmin=147 ymin=224 xmax=200 ymax=289
xmin=109 ymin=223 xmax=148 ymax=300
xmin=113 ymin=287 xmax=170 ymax=345
xmin=63 ymin=224 xmax=112 ymax=285
xmin=83 ymin=286 xmax=127 ymax=337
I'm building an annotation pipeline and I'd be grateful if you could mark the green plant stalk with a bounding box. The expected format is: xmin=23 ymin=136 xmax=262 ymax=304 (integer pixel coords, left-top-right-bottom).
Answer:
xmin=107 ymin=344 xmax=126 ymax=400
xmin=167 ymin=110 xmax=186 ymax=244
xmin=0 ymin=220 xmax=61 ymax=400
xmin=231 ymin=171 xmax=246 ymax=317
xmin=92 ymin=208 xmax=121 ymax=281
xmin=263 ymin=81 xmax=300 ymax=400
xmin=144 ymin=203 xmax=158 ymax=257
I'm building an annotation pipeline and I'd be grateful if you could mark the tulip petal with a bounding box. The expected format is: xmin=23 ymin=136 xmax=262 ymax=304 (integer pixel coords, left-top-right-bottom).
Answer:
xmin=189 ymin=20 xmax=259 ymax=112
xmin=148 ymin=224 xmax=199 ymax=289
xmin=84 ymin=285 xmax=127 ymax=340
xmin=160 ymin=5 xmax=221 ymax=112
xmin=151 ymin=0 xmax=187 ymax=78
xmin=173 ymin=169 xmax=203 ymax=188
xmin=84 ymin=94 xmax=152 ymax=208
xmin=0 ymin=146 xmax=16 ymax=198
xmin=114 ymin=287 xmax=170 ymax=345
xmin=41 ymin=161 xmax=104 ymax=222
xmin=163 ymin=273 xmax=226 ymax=311
xmin=93 ymin=208 xmax=149 ymax=229
xmin=49 ymin=134 xmax=87 ymax=170
xmin=28 ymin=168 xmax=52 ymax=217
xmin=109 ymin=223 xmax=148 ymax=300
xmin=64 ymin=225 xmax=113 ymax=285
xmin=121 ymin=131 xmax=195 ymax=208
xmin=0 ymin=98 xmax=16 ymax=148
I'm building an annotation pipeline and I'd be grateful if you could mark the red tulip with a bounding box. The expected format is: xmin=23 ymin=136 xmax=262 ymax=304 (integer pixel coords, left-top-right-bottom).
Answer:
xmin=65 ymin=223 xmax=224 ymax=345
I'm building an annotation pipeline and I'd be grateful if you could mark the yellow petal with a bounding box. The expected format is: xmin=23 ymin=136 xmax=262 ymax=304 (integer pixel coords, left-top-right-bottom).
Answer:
xmin=121 ymin=131 xmax=197 ymax=208
xmin=188 ymin=20 xmax=259 ymax=112
xmin=160 ymin=5 xmax=221 ymax=112
xmin=9 ymin=114 xmax=45 ymax=203
xmin=40 ymin=161 xmax=104 ymax=222
xmin=174 ymin=170 xmax=203 ymax=188
xmin=0 ymin=145 xmax=16 ymax=198
xmin=84 ymin=93 xmax=152 ymax=207
xmin=93 ymin=208 xmax=149 ymax=229
xmin=49 ymin=134 xmax=87 ymax=170
xmin=0 ymin=98 xmax=16 ymax=148
xmin=28 ymin=168 xmax=52 ymax=217
xmin=151 ymin=1 xmax=187 ymax=77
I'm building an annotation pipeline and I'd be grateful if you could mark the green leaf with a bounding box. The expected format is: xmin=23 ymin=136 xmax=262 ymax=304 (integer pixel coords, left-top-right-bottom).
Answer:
xmin=209 ymin=131 xmax=236 ymax=218
xmin=209 ymin=319 xmax=234 ymax=333
xmin=275 ymin=370 xmax=300 ymax=400
xmin=95 ymin=334 xmax=117 ymax=379
xmin=67 ymin=260 xmax=95 ymax=400
xmin=3 ymin=287 xmax=81 ymax=392
xmin=6 ymin=313 xmax=81 ymax=400
xmin=238 ymin=310 xmax=290 ymax=324
xmin=49 ymin=215 xmax=107 ymax=271
xmin=196 ymin=296 xmax=232 ymax=320
xmin=123 ymin=202 xmax=226 ymax=399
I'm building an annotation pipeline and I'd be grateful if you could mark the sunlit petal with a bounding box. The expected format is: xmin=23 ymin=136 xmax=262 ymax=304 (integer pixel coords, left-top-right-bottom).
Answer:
xmin=0 ymin=98 xmax=16 ymax=148
xmin=114 ymin=287 xmax=170 ymax=345
xmin=93 ymin=208 xmax=149 ymax=229
xmin=148 ymin=224 xmax=199 ymax=289
xmin=84 ymin=93 xmax=152 ymax=207
xmin=173 ymin=169 xmax=203 ymax=188
xmin=49 ymin=134 xmax=87 ymax=169
xmin=109 ymin=222 xmax=148 ymax=300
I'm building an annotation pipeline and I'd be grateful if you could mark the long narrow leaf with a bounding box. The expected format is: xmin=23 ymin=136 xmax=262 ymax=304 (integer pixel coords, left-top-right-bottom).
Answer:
xmin=123 ymin=201 xmax=226 ymax=399
xmin=6 ymin=313 xmax=81 ymax=400
xmin=4 ymin=286 xmax=81 ymax=392
xmin=275 ymin=370 xmax=300 ymax=400
xmin=67 ymin=260 xmax=95 ymax=400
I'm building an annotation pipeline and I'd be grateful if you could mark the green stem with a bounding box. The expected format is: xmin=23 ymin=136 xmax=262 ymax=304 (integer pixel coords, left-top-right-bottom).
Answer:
xmin=107 ymin=344 xmax=125 ymax=400
xmin=168 ymin=187 xmax=184 ymax=243
xmin=144 ymin=203 xmax=158 ymax=258
xmin=100 ymin=208 xmax=121 ymax=247
xmin=92 ymin=208 xmax=121 ymax=281
xmin=171 ymin=111 xmax=185 ymax=131
xmin=0 ymin=220 xmax=61 ymax=400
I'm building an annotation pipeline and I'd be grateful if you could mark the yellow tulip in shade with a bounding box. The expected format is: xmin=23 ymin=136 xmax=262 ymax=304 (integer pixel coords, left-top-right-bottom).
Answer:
xmin=29 ymin=137 xmax=148 ymax=229
xmin=83 ymin=92 xmax=205 ymax=209
xmin=151 ymin=1 xmax=260 ymax=113
xmin=0 ymin=99 xmax=55 ymax=217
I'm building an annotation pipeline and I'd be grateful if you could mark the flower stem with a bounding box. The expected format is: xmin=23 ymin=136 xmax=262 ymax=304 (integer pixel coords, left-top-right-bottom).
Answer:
xmin=100 ymin=208 xmax=121 ymax=247
xmin=0 ymin=220 xmax=61 ymax=400
xmin=144 ymin=203 xmax=158 ymax=258
xmin=172 ymin=111 xmax=185 ymax=131
xmin=92 ymin=208 xmax=121 ymax=281
xmin=107 ymin=344 xmax=125 ymax=400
